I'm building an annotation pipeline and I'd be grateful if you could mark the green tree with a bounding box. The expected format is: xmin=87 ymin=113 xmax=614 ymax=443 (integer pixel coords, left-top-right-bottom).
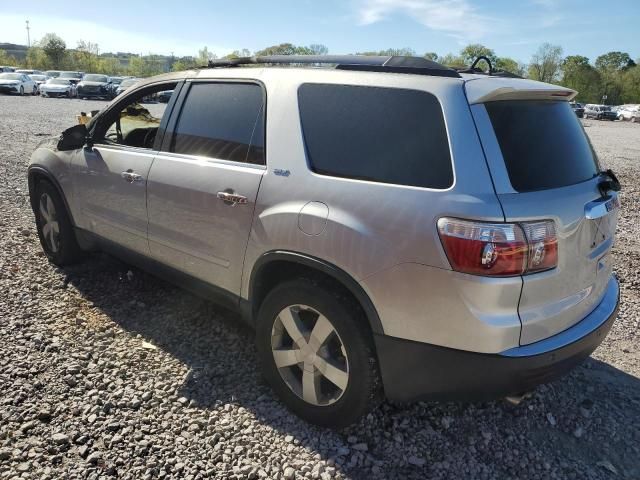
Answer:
xmin=255 ymin=43 xmax=299 ymax=56
xmin=24 ymin=47 xmax=50 ymax=70
xmin=495 ymin=57 xmax=525 ymax=76
xmin=595 ymin=51 xmax=636 ymax=73
xmin=197 ymin=46 xmax=217 ymax=65
xmin=128 ymin=55 xmax=165 ymax=77
xmin=528 ymin=43 xmax=564 ymax=83
xmin=460 ymin=44 xmax=496 ymax=70
xmin=620 ymin=66 xmax=640 ymax=103
xmin=0 ymin=49 xmax=17 ymax=66
xmin=307 ymin=44 xmax=329 ymax=55
xmin=72 ymin=41 xmax=101 ymax=72
xmin=423 ymin=52 xmax=439 ymax=62
xmin=40 ymin=33 xmax=66 ymax=68
xmin=561 ymin=55 xmax=602 ymax=103
xmin=439 ymin=53 xmax=466 ymax=69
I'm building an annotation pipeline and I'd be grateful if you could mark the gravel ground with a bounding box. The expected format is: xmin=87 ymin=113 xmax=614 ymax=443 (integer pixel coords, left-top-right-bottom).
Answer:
xmin=1 ymin=95 xmax=639 ymax=480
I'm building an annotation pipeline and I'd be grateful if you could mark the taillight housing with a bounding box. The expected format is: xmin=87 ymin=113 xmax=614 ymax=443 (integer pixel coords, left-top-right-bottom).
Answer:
xmin=437 ymin=218 xmax=558 ymax=277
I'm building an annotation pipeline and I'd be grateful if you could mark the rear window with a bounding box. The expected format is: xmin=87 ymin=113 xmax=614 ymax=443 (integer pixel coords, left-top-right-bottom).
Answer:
xmin=486 ymin=101 xmax=598 ymax=192
xmin=298 ymin=84 xmax=453 ymax=189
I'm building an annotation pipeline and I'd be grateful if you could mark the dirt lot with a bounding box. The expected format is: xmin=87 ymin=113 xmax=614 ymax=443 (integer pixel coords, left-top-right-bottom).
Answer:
xmin=0 ymin=95 xmax=639 ymax=480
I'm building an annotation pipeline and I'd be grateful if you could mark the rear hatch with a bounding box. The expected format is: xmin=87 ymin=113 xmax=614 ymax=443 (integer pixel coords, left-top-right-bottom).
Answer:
xmin=467 ymin=78 xmax=619 ymax=345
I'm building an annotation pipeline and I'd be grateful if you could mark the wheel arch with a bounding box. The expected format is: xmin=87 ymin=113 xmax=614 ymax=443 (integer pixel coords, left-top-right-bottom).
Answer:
xmin=28 ymin=166 xmax=76 ymax=226
xmin=247 ymin=251 xmax=384 ymax=335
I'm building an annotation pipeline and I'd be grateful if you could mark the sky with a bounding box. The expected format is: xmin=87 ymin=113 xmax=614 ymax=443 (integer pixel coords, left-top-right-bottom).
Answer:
xmin=1 ymin=0 xmax=638 ymax=63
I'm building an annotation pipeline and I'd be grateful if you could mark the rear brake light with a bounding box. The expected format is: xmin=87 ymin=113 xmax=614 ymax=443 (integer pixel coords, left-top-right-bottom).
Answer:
xmin=437 ymin=218 xmax=557 ymax=277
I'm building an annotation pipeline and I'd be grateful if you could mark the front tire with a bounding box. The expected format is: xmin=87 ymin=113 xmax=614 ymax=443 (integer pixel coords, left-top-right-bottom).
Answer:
xmin=256 ymin=278 xmax=380 ymax=428
xmin=19 ymin=86 xmax=24 ymax=96
xmin=33 ymin=180 xmax=84 ymax=266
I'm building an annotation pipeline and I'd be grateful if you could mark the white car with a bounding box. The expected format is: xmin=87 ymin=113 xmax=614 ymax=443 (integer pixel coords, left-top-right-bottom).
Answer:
xmin=617 ymin=105 xmax=639 ymax=123
xmin=29 ymin=74 xmax=50 ymax=93
xmin=0 ymin=72 xmax=37 ymax=95
xmin=39 ymin=78 xmax=77 ymax=98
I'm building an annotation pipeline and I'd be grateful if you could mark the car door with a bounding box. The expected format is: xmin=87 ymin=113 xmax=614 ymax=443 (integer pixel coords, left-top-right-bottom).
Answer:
xmin=147 ymin=80 xmax=266 ymax=296
xmin=72 ymin=81 xmax=181 ymax=255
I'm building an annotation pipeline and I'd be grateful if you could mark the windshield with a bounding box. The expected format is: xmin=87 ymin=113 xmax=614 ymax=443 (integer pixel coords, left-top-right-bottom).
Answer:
xmin=0 ymin=73 xmax=21 ymax=80
xmin=31 ymin=75 xmax=46 ymax=81
xmin=49 ymin=79 xmax=71 ymax=85
xmin=45 ymin=71 xmax=60 ymax=77
xmin=59 ymin=72 xmax=82 ymax=79
xmin=486 ymin=101 xmax=599 ymax=192
xmin=120 ymin=79 xmax=137 ymax=87
xmin=83 ymin=74 xmax=108 ymax=82
xmin=110 ymin=77 xmax=123 ymax=84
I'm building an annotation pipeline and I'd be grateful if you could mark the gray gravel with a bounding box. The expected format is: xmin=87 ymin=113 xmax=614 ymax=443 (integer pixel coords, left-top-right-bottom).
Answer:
xmin=1 ymin=95 xmax=639 ymax=479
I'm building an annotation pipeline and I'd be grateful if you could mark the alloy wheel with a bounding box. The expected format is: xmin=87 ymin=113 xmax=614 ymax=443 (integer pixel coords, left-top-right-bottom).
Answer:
xmin=39 ymin=192 xmax=60 ymax=253
xmin=271 ymin=304 xmax=349 ymax=406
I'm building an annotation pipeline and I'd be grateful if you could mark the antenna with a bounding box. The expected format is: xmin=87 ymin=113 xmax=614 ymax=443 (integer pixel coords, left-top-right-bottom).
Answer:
xmin=26 ymin=20 xmax=31 ymax=48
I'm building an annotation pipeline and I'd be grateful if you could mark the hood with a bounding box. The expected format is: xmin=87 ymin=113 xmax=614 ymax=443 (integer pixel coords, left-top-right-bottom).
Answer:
xmin=43 ymin=84 xmax=70 ymax=91
xmin=78 ymin=81 xmax=110 ymax=87
xmin=0 ymin=80 xmax=19 ymax=85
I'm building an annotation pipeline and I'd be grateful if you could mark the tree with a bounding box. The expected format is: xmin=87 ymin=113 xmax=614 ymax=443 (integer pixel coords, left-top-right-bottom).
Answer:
xmin=561 ymin=55 xmax=602 ymax=103
xmin=356 ymin=48 xmax=416 ymax=56
xmin=307 ymin=44 xmax=329 ymax=55
xmin=197 ymin=47 xmax=217 ymax=65
xmin=171 ymin=58 xmax=197 ymax=72
xmin=72 ymin=41 xmax=101 ymax=72
xmin=528 ymin=43 xmax=563 ymax=83
xmin=460 ymin=44 xmax=496 ymax=70
xmin=40 ymin=33 xmax=66 ymax=68
xmin=439 ymin=53 xmax=466 ymax=69
xmin=0 ymin=49 xmax=17 ymax=66
xmin=24 ymin=47 xmax=50 ymax=70
xmin=621 ymin=66 xmax=640 ymax=103
xmin=595 ymin=51 xmax=636 ymax=73
xmin=255 ymin=43 xmax=299 ymax=56
xmin=128 ymin=55 xmax=165 ymax=77
xmin=423 ymin=52 xmax=438 ymax=62
xmin=495 ymin=57 xmax=525 ymax=76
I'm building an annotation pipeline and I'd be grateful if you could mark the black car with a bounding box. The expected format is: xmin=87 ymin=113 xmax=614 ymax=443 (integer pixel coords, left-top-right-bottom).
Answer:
xmin=157 ymin=90 xmax=174 ymax=103
xmin=77 ymin=74 xmax=114 ymax=100
xmin=570 ymin=102 xmax=584 ymax=118
xmin=584 ymin=104 xmax=617 ymax=120
xmin=58 ymin=71 xmax=83 ymax=85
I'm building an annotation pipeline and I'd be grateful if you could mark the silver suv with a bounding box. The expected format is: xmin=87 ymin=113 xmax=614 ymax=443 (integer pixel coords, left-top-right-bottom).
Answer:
xmin=28 ymin=55 xmax=621 ymax=427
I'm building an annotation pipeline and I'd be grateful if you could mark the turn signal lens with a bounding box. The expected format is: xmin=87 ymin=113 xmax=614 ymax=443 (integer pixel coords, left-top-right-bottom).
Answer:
xmin=437 ymin=218 xmax=558 ymax=277
xmin=522 ymin=221 xmax=558 ymax=273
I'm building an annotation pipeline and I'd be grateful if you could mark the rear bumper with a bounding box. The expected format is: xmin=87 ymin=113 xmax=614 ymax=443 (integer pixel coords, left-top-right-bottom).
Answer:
xmin=375 ymin=275 xmax=619 ymax=403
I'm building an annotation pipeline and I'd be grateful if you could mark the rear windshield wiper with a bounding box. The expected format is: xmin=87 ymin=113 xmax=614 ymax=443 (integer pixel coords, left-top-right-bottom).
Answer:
xmin=597 ymin=169 xmax=621 ymax=196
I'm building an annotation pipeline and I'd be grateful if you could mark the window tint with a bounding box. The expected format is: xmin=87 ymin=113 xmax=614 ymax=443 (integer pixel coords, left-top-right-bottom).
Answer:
xmin=171 ymin=83 xmax=265 ymax=164
xmin=486 ymin=101 xmax=598 ymax=192
xmin=297 ymin=84 xmax=452 ymax=189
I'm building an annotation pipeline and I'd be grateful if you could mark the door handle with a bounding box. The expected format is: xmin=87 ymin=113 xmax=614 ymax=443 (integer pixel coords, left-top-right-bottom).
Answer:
xmin=217 ymin=191 xmax=248 ymax=205
xmin=121 ymin=170 xmax=143 ymax=183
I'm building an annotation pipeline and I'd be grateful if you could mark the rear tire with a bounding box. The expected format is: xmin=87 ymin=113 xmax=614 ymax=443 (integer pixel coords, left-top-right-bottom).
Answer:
xmin=33 ymin=180 xmax=84 ymax=266
xmin=256 ymin=278 xmax=380 ymax=428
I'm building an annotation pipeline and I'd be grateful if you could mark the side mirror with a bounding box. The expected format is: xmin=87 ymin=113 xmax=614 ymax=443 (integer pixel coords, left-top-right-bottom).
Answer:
xmin=57 ymin=123 xmax=89 ymax=151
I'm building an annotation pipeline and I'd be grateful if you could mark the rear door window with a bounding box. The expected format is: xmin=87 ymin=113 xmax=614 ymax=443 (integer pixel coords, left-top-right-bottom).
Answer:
xmin=486 ymin=101 xmax=598 ymax=192
xmin=297 ymin=84 xmax=453 ymax=189
xmin=171 ymin=82 xmax=265 ymax=165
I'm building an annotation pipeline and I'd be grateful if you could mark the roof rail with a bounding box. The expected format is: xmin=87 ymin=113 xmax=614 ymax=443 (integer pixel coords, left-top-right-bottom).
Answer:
xmin=204 ymin=55 xmax=462 ymax=79
xmin=456 ymin=55 xmax=524 ymax=79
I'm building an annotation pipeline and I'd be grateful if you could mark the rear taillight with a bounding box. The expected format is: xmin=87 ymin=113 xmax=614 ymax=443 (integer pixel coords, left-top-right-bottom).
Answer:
xmin=437 ymin=218 xmax=557 ymax=277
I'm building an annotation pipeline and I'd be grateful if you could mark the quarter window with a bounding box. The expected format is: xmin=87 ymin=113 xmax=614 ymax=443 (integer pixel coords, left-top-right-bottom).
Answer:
xmin=171 ymin=83 xmax=265 ymax=165
xmin=298 ymin=84 xmax=453 ymax=189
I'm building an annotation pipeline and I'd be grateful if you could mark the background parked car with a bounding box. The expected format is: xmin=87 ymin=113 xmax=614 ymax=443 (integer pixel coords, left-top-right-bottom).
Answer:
xmin=39 ymin=78 xmax=77 ymax=98
xmin=617 ymin=105 xmax=639 ymax=122
xmin=115 ymin=77 xmax=138 ymax=96
xmin=15 ymin=69 xmax=44 ymax=76
xmin=157 ymin=90 xmax=174 ymax=103
xmin=29 ymin=74 xmax=50 ymax=93
xmin=58 ymin=71 xmax=83 ymax=85
xmin=77 ymin=74 xmax=115 ymax=100
xmin=44 ymin=70 xmax=61 ymax=78
xmin=0 ymin=72 xmax=37 ymax=95
xmin=570 ymin=102 xmax=584 ymax=118
xmin=0 ymin=66 xmax=16 ymax=72
xmin=584 ymin=104 xmax=618 ymax=120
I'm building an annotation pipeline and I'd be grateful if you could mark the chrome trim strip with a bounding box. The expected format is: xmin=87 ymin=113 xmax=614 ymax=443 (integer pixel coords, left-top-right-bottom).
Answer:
xmin=585 ymin=193 xmax=620 ymax=220
xmin=501 ymin=275 xmax=619 ymax=357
